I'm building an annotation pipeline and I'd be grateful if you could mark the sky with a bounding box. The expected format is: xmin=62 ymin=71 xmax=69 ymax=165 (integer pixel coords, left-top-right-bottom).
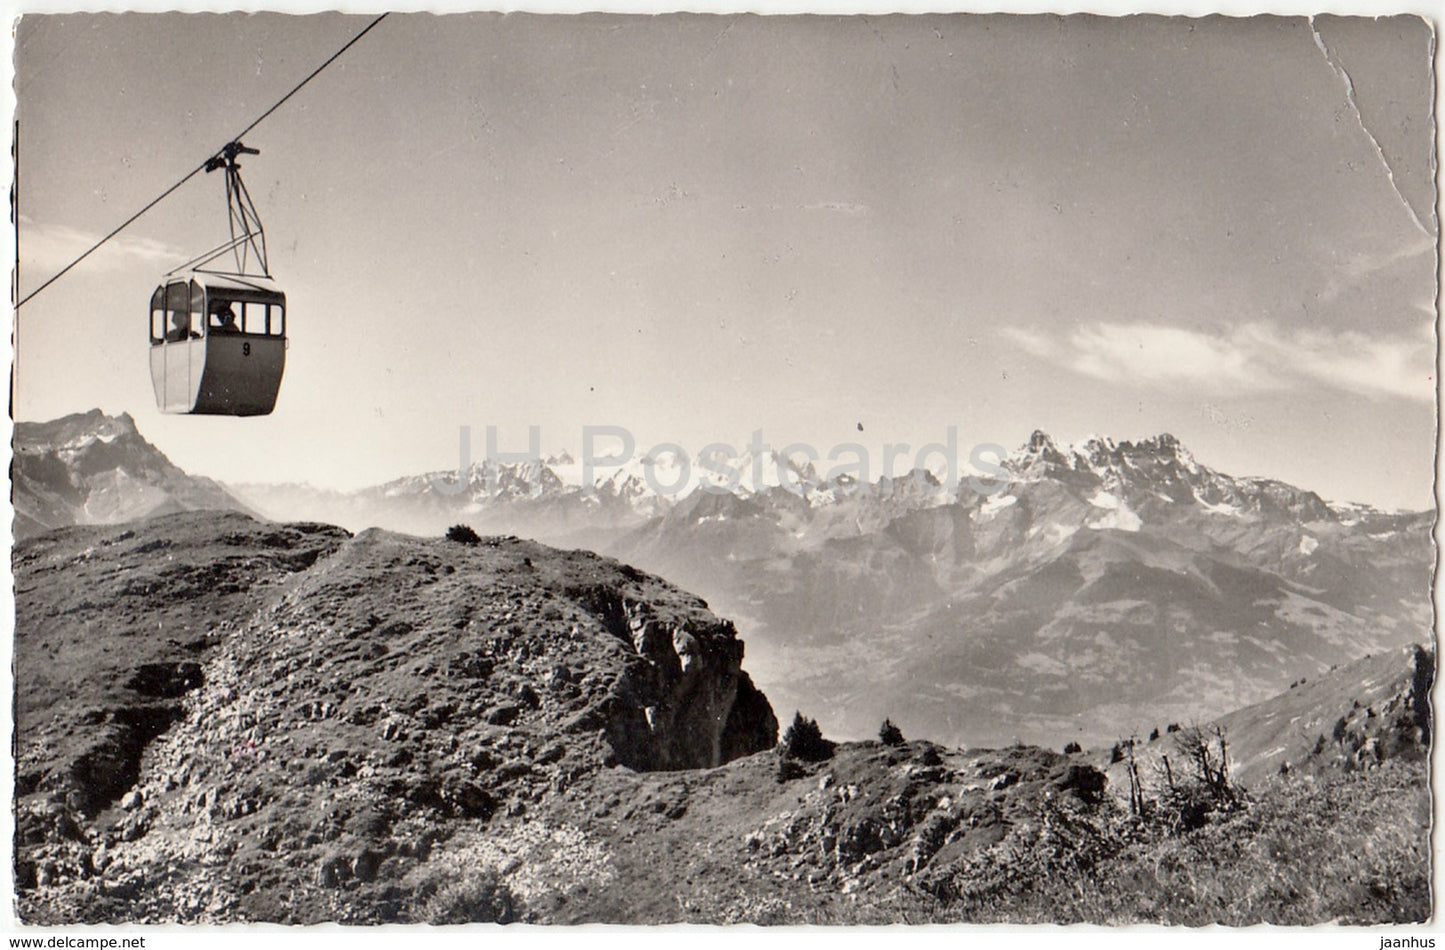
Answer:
xmin=10 ymin=8 xmax=1439 ymax=509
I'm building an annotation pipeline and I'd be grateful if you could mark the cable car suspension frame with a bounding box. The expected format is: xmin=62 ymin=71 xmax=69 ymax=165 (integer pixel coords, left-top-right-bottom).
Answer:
xmin=169 ymin=140 xmax=270 ymax=279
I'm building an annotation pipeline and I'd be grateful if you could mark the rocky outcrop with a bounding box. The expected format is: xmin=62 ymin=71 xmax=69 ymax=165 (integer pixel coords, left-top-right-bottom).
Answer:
xmin=14 ymin=513 xmax=777 ymax=923
xmin=573 ymin=591 xmax=778 ymax=770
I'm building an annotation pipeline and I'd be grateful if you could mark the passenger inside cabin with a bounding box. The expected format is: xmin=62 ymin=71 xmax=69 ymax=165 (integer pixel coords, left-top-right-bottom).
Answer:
xmin=211 ymin=303 xmax=240 ymax=334
xmin=166 ymin=311 xmax=198 ymax=342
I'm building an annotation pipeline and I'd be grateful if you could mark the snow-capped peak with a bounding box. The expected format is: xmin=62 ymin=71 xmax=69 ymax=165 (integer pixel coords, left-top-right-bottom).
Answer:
xmin=997 ymin=429 xmax=1334 ymax=524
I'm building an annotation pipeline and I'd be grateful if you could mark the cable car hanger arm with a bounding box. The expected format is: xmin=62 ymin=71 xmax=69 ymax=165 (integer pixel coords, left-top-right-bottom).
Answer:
xmin=166 ymin=232 xmax=259 ymax=278
xmin=205 ymin=140 xmax=269 ymax=276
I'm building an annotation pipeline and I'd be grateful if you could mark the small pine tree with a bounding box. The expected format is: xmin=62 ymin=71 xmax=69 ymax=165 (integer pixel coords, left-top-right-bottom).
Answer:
xmin=779 ymin=711 xmax=834 ymax=762
xmin=1109 ymin=742 xmax=1124 ymax=764
xmin=878 ymin=718 xmax=905 ymax=746
xmin=1063 ymin=741 xmax=1082 ymax=755
xmin=1149 ymin=727 xmax=1161 ymax=742
xmin=445 ymin=524 xmax=482 ymax=545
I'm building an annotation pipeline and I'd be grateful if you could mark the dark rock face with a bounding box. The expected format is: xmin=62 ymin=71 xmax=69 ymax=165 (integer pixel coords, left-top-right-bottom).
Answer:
xmin=1051 ymin=763 xmax=1108 ymax=804
xmin=602 ymin=602 xmax=777 ymax=771
xmin=560 ymin=580 xmax=777 ymax=770
xmin=722 ymin=673 xmax=779 ymax=764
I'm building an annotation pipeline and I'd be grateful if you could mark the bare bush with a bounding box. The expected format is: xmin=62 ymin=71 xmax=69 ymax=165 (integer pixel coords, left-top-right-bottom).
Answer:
xmin=1154 ymin=724 xmax=1244 ymax=832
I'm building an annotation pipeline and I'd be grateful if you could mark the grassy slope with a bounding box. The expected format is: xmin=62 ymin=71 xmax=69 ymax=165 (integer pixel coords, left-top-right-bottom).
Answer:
xmin=515 ymin=736 xmax=1429 ymax=924
xmin=13 ymin=513 xmax=350 ymax=811
xmin=948 ymin=760 xmax=1430 ymax=925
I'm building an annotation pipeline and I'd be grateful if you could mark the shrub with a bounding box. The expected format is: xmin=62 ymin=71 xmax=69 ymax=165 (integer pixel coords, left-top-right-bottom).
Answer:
xmin=879 ymin=718 xmax=905 ymax=746
xmin=779 ymin=712 xmax=834 ymax=762
xmin=775 ymin=755 xmax=806 ymax=783
xmin=936 ymin=792 xmax=1124 ymax=912
xmin=445 ymin=524 xmax=482 ymax=545
xmin=419 ymin=872 xmax=518 ymax=924
xmin=1063 ymin=741 xmax=1082 ymax=755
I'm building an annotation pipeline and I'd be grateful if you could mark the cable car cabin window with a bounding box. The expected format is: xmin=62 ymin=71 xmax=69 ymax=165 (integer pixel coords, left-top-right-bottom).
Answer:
xmin=203 ymin=298 xmax=284 ymax=336
xmin=163 ymin=281 xmax=201 ymax=343
xmin=150 ymin=286 xmax=166 ymax=344
xmin=236 ymin=300 xmax=285 ymax=337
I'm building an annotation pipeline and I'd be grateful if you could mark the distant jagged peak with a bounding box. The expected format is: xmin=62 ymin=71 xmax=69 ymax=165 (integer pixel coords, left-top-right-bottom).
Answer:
xmin=15 ymin=408 xmax=142 ymax=453
xmin=1075 ymin=432 xmax=1118 ymax=457
xmin=1087 ymin=433 xmax=1203 ymax=484
xmin=1010 ymin=429 xmax=1074 ymax=475
xmin=1004 ymin=428 xmax=1333 ymax=522
xmin=1024 ymin=428 xmax=1064 ymax=456
xmin=1117 ymin=432 xmax=1199 ymax=471
xmin=1010 ymin=430 xmax=1201 ymax=475
xmin=388 ymin=455 xmax=570 ymax=500
xmin=12 ymin=409 xmax=252 ymax=538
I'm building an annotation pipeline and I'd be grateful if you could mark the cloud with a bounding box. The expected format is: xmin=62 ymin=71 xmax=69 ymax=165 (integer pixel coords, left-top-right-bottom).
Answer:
xmin=19 ymin=216 xmax=184 ymax=281
xmin=1002 ymin=319 xmax=1434 ymax=402
xmin=999 ymin=326 xmax=1054 ymax=359
xmin=1316 ymin=234 xmax=1436 ymax=307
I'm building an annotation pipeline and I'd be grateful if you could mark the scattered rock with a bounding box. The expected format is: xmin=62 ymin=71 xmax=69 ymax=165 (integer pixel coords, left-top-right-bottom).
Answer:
xmin=486 ymin=704 xmax=522 ymax=726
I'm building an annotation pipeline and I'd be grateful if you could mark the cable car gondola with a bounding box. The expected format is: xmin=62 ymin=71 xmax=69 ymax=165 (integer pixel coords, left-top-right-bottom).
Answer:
xmin=148 ymin=141 xmax=286 ymax=416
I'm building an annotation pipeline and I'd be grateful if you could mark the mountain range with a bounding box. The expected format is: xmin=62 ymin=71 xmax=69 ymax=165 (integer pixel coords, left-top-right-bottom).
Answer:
xmin=16 ymin=411 xmax=1432 ymax=748
xmin=233 ymin=426 xmax=1431 ymax=747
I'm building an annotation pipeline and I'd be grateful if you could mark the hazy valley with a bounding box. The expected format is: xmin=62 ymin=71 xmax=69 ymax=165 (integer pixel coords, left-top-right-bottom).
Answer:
xmin=227 ymin=424 xmax=1431 ymax=748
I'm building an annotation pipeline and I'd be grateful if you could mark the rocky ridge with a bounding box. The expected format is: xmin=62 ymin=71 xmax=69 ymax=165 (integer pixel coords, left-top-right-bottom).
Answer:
xmin=15 ymin=512 xmax=776 ymax=922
